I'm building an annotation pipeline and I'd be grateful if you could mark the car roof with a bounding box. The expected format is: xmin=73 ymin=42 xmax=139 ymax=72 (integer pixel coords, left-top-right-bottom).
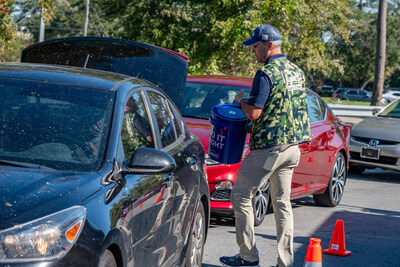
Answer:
xmin=187 ymin=75 xmax=253 ymax=88
xmin=0 ymin=62 xmax=141 ymax=90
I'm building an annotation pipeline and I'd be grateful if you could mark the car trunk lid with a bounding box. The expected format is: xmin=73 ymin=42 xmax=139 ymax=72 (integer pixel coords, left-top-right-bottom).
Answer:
xmin=21 ymin=37 xmax=188 ymax=109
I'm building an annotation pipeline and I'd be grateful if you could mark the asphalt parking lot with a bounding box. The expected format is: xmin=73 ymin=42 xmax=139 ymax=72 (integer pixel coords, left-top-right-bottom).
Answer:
xmin=202 ymin=168 xmax=400 ymax=267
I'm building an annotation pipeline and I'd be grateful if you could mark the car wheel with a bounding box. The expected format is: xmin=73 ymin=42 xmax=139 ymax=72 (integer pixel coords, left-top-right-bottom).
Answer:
xmin=313 ymin=152 xmax=346 ymax=207
xmin=98 ymin=249 xmax=117 ymax=267
xmin=253 ymin=180 xmax=271 ymax=226
xmin=185 ymin=201 xmax=206 ymax=267
xmin=348 ymin=165 xmax=366 ymax=174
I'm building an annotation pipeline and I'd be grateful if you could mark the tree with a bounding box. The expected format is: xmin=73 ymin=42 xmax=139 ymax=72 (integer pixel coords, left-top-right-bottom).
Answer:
xmin=371 ymin=0 xmax=387 ymax=106
xmin=14 ymin=0 xmax=114 ymax=41
xmin=0 ymin=0 xmax=16 ymax=57
xmin=96 ymin=0 xmax=355 ymax=77
xmin=0 ymin=0 xmax=56 ymax=60
xmin=324 ymin=4 xmax=376 ymax=90
xmin=321 ymin=0 xmax=400 ymax=92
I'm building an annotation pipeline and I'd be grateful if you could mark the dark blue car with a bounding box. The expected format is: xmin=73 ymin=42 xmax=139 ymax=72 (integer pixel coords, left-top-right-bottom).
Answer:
xmin=0 ymin=39 xmax=209 ymax=267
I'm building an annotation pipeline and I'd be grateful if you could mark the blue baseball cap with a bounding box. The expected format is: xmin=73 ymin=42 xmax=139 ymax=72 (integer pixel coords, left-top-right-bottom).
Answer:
xmin=242 ymin=25 xmax=282 ymax=46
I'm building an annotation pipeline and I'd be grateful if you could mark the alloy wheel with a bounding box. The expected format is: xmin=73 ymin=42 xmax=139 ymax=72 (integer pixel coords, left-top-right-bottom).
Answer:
xmin=253 ymin=181 xmax=270 ymax=226
xmin=190 ymin=207 xmax=205 ymax=267
xmin=331 ymin=154 xmax=346 ymax=203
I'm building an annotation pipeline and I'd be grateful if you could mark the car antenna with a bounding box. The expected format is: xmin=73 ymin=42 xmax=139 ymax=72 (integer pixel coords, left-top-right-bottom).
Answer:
xmin=83 ymin=54 xmax=90 ymax=68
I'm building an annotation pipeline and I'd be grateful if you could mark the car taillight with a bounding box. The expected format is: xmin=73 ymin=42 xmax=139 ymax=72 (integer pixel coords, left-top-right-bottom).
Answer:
xmin=344 ymin=125 xmax=350 ymax=135
xmin=159 ymin=47 xmax=189 ymax=62
xmin=333 ymin=93 xmax=338 ymax=98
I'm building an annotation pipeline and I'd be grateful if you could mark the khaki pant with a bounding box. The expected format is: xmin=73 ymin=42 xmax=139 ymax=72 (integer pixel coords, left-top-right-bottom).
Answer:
xmin=231 ymin=145 xmax=301 ymax=267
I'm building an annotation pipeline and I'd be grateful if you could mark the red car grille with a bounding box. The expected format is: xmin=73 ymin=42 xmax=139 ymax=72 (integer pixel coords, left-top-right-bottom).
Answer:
xmin=211 ymin=189 xmax=231 ymax=201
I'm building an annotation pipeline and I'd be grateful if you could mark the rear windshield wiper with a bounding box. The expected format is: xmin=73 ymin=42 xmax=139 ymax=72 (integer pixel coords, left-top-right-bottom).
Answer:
xmin=0 ymin=160 xmax=53 ymax=170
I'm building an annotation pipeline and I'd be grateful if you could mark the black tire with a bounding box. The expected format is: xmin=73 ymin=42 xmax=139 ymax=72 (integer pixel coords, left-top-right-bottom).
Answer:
xmin=98 ymin=249 xmax=117 ymax=267
xmin=253 ymin=181 xmax=271 ymax=226
xmin=313 ymin=152 xmax=347 ymax=207
xmin=185 ymin=201 xmax=206 ymax=267
xmin=348 ymin=165 xmax=366 ymax=174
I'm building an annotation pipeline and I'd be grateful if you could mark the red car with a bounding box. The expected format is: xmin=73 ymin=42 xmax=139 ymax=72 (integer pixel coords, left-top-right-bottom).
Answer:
xmin=182 ymin=75 xmax=350 ymax=225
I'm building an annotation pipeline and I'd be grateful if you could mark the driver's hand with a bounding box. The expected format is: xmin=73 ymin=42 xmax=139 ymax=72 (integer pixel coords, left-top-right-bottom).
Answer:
xmin=235 ymin=90 xmax=245 ymax=103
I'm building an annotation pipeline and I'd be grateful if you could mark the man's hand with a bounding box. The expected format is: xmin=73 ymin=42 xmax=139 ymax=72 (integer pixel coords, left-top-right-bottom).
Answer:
xmin=234 ymin=89 xmax=263 ymax=121
xmin=235 ymin=90 xmax=245 ymax=103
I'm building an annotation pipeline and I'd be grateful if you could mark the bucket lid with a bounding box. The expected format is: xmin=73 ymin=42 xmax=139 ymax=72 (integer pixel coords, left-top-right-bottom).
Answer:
xmin=210 ymin=104 xmax=248 ymax=127
xmin=212 ymin=104 xmax=247 ymax=120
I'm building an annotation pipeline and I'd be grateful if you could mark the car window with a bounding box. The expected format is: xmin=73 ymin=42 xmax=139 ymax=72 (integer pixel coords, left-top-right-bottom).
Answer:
xmin=378 ymin=100 xmax=400 ymax=118
xmin=306 ymin=91 xmax=324 ymax=123
xmin=147 ymin=91 xmax=177 ymax=148
xmin=359 ymin=90 xmax=367 ymax=96
xmin=347 ymin=90 xmax=357 ymax=95
xmin=168 ymin=101 xmax=183 ymax=139
xmin=316 ymin=95 xmax=326 ymax=120
xmin=335 ymin=89 xmax=346 ymax=94
xmin=182 ymin=82 xmax=251 ymax=119
xmin=121 ymin=92 xmax=154 ymax=161
xmin=0 ymin=79 xmax=114 ymax=171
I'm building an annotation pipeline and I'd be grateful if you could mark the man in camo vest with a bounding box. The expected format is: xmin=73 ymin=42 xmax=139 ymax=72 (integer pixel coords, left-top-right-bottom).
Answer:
xmin=220 ymin=25 xmax=311 ymax=267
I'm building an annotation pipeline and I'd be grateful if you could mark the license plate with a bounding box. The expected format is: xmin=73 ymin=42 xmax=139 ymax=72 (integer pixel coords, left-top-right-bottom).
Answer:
xmin=361 ymin=147 xmax=380 ymax=160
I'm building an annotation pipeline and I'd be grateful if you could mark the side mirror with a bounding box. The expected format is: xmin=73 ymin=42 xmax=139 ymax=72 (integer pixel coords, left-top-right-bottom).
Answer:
xmin=372 ymin=108 xmax=380 ymax=116
xmin=128 ymin=147 xmax=176 ymax=174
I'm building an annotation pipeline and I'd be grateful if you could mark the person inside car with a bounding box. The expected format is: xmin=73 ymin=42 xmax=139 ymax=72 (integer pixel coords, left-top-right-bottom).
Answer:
xmin=121 ymin=96 xmax=154 ymax=159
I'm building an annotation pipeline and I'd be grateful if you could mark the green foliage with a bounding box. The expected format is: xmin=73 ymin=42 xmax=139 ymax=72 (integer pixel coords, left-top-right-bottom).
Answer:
xmin=0 ymin=0 xmax=56 ymax=59
xmin=0 ymin=34 xmax=31 ymax=62
xmin=97 ymin=0 xmax=354 ymax=77
xmin=2 ymin=0 xmax=399 ymax=91
xmin=0 ymin=0 xmax=16 ymax=57
xmin=38 ymin=0 xmax=56 ymax=24
xmin=321 ymin=97 xmax=389 ymax=106
xmin=14 ymin=0 xmax=113 ymax=42
xmin=324 ymin=0 xmax=400 ymax=90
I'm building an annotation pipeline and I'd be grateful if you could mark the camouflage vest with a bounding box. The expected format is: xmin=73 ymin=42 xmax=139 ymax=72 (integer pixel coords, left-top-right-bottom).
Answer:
xmin=249 ymin=57 xmax=311 ymax=150
xmin=121 ymin=113 xmax=151 ymax=159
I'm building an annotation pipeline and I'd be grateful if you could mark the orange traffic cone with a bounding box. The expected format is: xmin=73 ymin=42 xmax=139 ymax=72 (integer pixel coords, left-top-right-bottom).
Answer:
xmin=303 ymin=238 xmax=322 ymax=267
xmin=323 ymin=219 xmax=351 ymax=256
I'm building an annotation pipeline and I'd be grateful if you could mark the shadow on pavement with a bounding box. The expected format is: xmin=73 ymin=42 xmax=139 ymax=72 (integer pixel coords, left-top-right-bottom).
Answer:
xmin=349 ymin=168 xmax=400 ymax=183
xmin=293 ymin=208 xmax=400 ymax=267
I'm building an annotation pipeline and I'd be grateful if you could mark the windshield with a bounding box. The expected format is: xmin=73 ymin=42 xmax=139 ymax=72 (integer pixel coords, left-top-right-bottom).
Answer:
xmin=0 ymin=78 xmax=115 ymax=171
xmin=379 ymin=99 xmax=400 ymax=118
xmin=181 ymin=82 xmax=251 ymax=118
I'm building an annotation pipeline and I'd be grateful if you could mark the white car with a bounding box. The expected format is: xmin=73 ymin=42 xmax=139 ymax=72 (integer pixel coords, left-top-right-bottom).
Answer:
xmin=382 ymin=90 xmax=400 ymax=103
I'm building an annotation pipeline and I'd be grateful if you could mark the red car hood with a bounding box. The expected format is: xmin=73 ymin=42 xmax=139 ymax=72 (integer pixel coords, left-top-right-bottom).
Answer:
xmin=183 ymin=117 xmax=211 ymax=154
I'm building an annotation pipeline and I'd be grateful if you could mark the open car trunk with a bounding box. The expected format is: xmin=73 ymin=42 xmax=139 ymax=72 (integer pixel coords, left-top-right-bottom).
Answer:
xmin=21 ymin=37 xmax=188 ymax=109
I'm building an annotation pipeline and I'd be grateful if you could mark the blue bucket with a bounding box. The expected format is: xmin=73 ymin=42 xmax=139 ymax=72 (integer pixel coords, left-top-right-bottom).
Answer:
xmin=209 ymin=104 xmax=248 ymax=164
